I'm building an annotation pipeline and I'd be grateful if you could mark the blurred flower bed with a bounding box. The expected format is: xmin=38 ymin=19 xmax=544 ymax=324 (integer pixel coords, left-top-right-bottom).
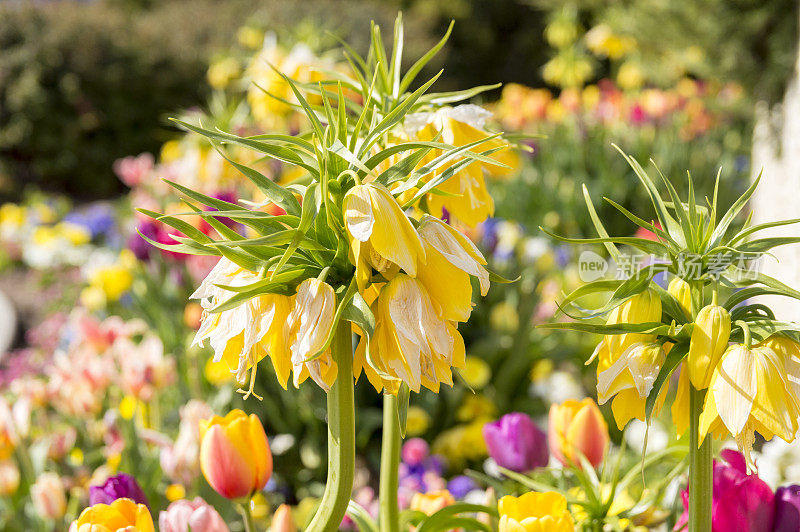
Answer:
xmin=0 ymin=19 xmax=797 ymax=532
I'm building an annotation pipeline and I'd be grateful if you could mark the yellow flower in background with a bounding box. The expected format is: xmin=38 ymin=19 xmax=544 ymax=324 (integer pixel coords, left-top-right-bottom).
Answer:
xmin=667 ymin=277 xmax=692 ymax=318
xmin=688 ymin=303 xmax=731 ymax=389
xmin=0 ymin=203 xmax=25 ymax=231
xmin=237 ymin=26 xmax=265 ymax=50
xmin=73 ymin=498 xmax=154 ymax=532
xmin=498 ymin=491 xmax=574 ymax=532
xmin=585 ymin=24 xmax=637 ymax=60
xmin=699 ymin=343 xmax=800 ymax=469
xmin=358 ymin=275 xmax=465 ymax=393
xmin=57 ymin=221 xmax=91 ymax=246
xmin=207 ymin=57 xmax=241 ymax=89
xmin=491 ymin=300 xmax=520 ymax=333
xmin=165 ymin=483 xmax=185 ymax=502
xmin=284 ymin=278 xmax=338 ymax=390
xmin=461 ymin=356 xmax=491 ymax=390
xmin=405 ymin=406 xmax=431 ymax=436
xmin=415 ymin=215 xmax=489 ymax=321
xmin=617 ymin=61 xmax=645 ymax=91
xmin=406 ymin=104 xmax=520 ymax=226
xmin=543 ymin=51 xmax=593 ymax=89
xmin=457 ymin=393 xmax=496 ymax=422
xmin=160 ymin=140 xmax=183 ymax=163
xmin=204 ymin=357 xmax=234 ymax=386
xmin=344 ymin=183 xmax=426 ymax=288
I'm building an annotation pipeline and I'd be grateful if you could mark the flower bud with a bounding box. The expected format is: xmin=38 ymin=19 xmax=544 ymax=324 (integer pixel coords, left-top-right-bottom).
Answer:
xmin=606 ymin=288 xmax=662 ymax=354
xmin=548 ymin=398 xmax=609 ymax=468
xmin=483 ymin=412 xmax=548 ymax=472
xmin=667 ymin=277 xmax=692 ymax=318
xmin=688 ymin=304 xmax=731 ymax=389
xmin=271 ymin=504 xmax=297 ymax=532
xmin=31 ymin=472 xmax=66 ymax=520
xmin=73 ymin=498 xmax=154 ymax=532
xmin=159 ymin=496 xmax=229 ymax=532
xmin=89 ymin=472 xmax=149 ymax=507
xmin=199 ymin=409 xmax=272 ymax=500
xmin=285 ymin=278 xmax=337 ymax=390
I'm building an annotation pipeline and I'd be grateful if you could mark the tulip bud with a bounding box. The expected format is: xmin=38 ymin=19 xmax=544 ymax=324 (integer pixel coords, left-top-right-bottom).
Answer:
xmin=667 ymin=277 xmax=692 ymax=318
xmin=199 ymin=410 xmax=272 ymax=500
xmin=0 ymin=460 xmax=19 ymax=496
xmin=31 ymin=472 xmax=67 ymax=520
xmin=159 ymin=496 xmax=229 ymax=532
xmin=89 ymin=472 xmax=149 ymax=507
xmin=483 ymin=412 xmax=548 ymax=472
xmin=775 ymin=485 xmax=800 ymax=532
xmin=548 ymin=398 xmax=609 ymax=468
xmin=271 ymin=504 xmax=297 ymax=532
xmin=688 ymin=304 xmax=731 ymax=389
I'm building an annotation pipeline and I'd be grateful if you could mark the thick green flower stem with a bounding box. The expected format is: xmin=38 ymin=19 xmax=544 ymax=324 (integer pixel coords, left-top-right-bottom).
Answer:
xmin=306 ymin=320 xmax=356 ymax=532
xmin=379 ymin=393 xmax=402 ymax=532
xmin=689 ymin=386 xmax=713 ymax=532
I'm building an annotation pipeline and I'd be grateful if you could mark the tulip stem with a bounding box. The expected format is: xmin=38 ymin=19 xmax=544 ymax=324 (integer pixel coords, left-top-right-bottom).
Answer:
xmin=306 ymin=319 xmax=356 ymax=532
xmin=379 ymin=393 xmax=401 ymax=532
xmin=238 ymin=501 xmax=255 ymax=532
xmin=688 ymin=386 xmax=712 ymax=532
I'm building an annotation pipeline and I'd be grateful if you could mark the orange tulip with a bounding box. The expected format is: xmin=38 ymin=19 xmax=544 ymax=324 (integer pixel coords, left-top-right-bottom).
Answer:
xmin=271 ymin=504 xmax=297 ymax=532
xmin=72 ymin=497 xmax=154 ymax=532
xmin=410 ymin=489 xmax=456 ymax=516
xmin=548 ymin=398 xmax=609 ymax=468
xmin=199 ymin=410 xmax=272 ymax=500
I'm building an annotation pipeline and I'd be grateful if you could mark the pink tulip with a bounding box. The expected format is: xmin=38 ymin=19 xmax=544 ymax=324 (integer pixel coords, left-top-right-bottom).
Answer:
xmin=159 ymin=497 xmax=229 ymax=532
xmin=675 ymin=449 xmax=774 ymax=532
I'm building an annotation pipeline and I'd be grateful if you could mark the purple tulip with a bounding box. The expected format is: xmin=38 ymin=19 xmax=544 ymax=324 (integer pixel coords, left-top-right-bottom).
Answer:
xmin=674 ymin=449 xmax=774 ymax=532
xmin=482 ymin=412 xmax=548 ymax=473
xmin=89 ymin=473 xmax=149 ymax=508
xmin=774 ymin=485 xmax=800 ymax=532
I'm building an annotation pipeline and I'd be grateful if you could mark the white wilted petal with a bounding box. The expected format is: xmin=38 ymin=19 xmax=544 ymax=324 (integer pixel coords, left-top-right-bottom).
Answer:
xmin=343 ymin=185 xmax=374 ymax=242
xmin=713 ymin=345 xmax=758 ymax=436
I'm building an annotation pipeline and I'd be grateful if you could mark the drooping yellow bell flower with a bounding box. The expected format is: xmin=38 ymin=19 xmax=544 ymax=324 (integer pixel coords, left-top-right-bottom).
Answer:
xmin=406 ymin=105 xmax=520 ymax=227
xmin=699 ymin=344 xmax=800 ymax=469
xmin=758 ymin=335 xmax=800 ymax=399
xmin=498 ymin=491 xmax=574 ymax=532
xmin=667 ymin=276 xmax=692 ymax=318
xmin=73 ymin=498 xmax=154 ymax=532
xmin=415 ymin=215 xmax=489 ymax=322
xmin=359 ymin=274 xmax=465 ymax=393
xmin=671 ymin=362 xmax=691 ymax=437
xmin=597 ymin=342 xmax=665 ymax=405
xmin=589 ymin=288 xmax=663 ymax=428
xmin=344 ymin=183 xmax=426 ymax=288
xmin=192 ymin=258 xmax=292 ymax=386
xmin=687 ymin=303 xmax=731 ymax=389
xmin=284 ymin=278 xmax=338 ymax=390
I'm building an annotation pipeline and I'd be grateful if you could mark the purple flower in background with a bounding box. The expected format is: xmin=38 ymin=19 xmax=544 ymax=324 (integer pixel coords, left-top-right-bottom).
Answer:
xmin=89 ymin=473 xmax=149 ymax=508
xmin=65 ymin=203 xmax=116 ymax=239
xmin=674 ymin=449 xmax=774 ymax=532
xmin=129 ymin=220 xmax=160 ymax=261
xmin=447 ymin=475 xmax=477 ymax=499
xmin=483 ymin=412 xmax=548 ymax=473
xmin=402 ymin=438 xmax=429 ymax=466
xmin=774 ymin=485 xmax=800 ymax=532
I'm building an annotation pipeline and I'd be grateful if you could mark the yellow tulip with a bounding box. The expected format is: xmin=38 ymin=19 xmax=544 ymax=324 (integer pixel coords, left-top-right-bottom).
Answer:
xmin=284 ymin=278 xmax=338 ymax=390
xmin=199 ymin=410 xmax=272 ymax=500
xmin=667 ymin=277 xmax=692 ymax=318
xmin=344 ymin=183 xmax=426 ymax=288
xmin=699 ymin=344 xmax=800 ymax=469
xmin=355 ymin=274 xmax=465 ymax=393
xmin=73 ymin=498 xmax=154 ymax=532
xmin=548 ymin=398 xmax=609 ymax=468
xmin=688 ymin=304 xmax=731 ymax=389
xmin=498 ymin=492 xmax=574 ymax=532
xmin=408 ymin=105 xmax=519 ymax=227
xmin=415 ymin=215 xmax=489 ymax=321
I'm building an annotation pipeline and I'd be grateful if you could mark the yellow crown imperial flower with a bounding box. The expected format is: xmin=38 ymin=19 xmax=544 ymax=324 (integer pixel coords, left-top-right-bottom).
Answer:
xmin=688 ymin=303 xmax=731 ymax=389
xmin=700 ymin=343 xmax=800 ymax=469
xmin=604 ymin=288 xmax=662 ymax=355
xmin=191 ymin=258 xmax=291 ymax=389
xmin=597 ymin=342 xmax=665 ymax=405
xmin=358 ymin=274 xmax=465 ymax=393
xmin=284 ymin=278 xmax=338 ymax=391
xmin=406 ymin=105 xmax=519 ymax=227
xmin=415 ymin=215 xmax=489 ymax=322
xmin=498 ymin=491 xmax=574 ymax=532
xmin=667 ymin=277 xmax=692 ymax=318
xmin=344 ymin=183 xmax=426 ymax=288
